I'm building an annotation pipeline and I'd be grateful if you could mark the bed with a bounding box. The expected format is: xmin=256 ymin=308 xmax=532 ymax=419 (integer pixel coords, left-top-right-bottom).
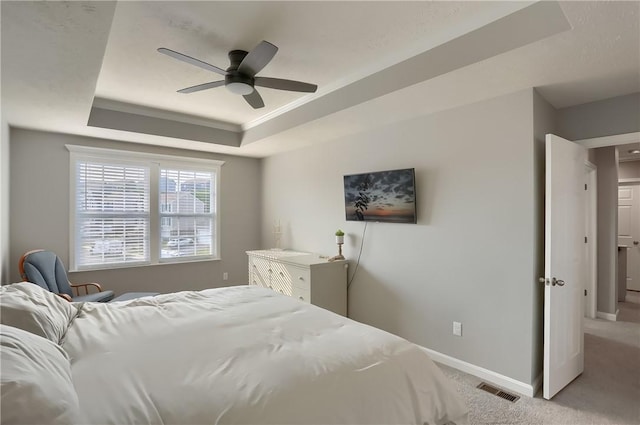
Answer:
xmin=0 ymin=282 xmax=468 ymax=425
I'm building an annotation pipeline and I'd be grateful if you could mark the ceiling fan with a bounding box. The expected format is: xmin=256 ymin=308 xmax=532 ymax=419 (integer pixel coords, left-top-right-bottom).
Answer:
xmin=158 ymin=40 xmax=318 ymax=109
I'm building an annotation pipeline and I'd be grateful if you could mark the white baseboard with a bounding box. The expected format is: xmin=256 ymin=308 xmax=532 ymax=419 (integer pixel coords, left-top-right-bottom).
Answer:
xmin=596 ymin=310 xmax=619 ymax=321
xmin=420 ymin=345 xmax=540 ymax=397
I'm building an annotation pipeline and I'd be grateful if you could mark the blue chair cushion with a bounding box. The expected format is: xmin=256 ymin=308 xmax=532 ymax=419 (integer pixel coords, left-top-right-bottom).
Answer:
xmin=22 ymin=252 xmax=72 ymax=296
xmin=73 ymin=291 xmax=115 ymax=303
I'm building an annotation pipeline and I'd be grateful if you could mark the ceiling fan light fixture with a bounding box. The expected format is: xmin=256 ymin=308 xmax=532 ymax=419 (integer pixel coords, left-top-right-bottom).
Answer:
xmin=628 ymin=149 xmax=640 ymax=155
xmin=159 ymin=40 xmax=316 ymax=109
xmin=226 ymin=82 xmax=254 ymax=95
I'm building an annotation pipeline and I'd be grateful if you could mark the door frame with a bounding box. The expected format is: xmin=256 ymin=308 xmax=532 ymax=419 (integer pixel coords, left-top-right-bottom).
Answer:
xmin=618 ymin=180 xmax=640 ymax=294
xmin=585 ymin=161 xmax=597 ymax=319
xmin=576 ymin=132 xmax=640 ymax=318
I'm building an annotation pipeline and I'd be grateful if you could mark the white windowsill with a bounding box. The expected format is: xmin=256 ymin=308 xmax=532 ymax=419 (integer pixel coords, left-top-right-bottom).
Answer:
xmin=68 ymin=256 xmax=221 ymax=273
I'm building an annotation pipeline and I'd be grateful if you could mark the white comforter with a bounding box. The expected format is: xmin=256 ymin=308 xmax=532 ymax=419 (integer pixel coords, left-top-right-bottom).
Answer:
xmin=63 ymin=285 xmax=467 ymax=425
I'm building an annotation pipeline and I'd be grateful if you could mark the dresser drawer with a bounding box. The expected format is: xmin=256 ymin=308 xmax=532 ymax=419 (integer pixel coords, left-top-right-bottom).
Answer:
xmin=292 ymin=284 xmax=310 ymax=304
xmin=285 ymin=264 xmax=311 ymax=289
xmin=250 ymin=271 xmax=267 ymax=287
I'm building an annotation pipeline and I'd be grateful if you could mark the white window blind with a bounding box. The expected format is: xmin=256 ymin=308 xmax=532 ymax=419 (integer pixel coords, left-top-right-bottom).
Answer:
xmin=68 ymin=145 xmax=223 ymax=271
xmin=159 ymin=169 xmax=216 ymax=260
xmin=74 ymin=161 xmax=150 ymax=268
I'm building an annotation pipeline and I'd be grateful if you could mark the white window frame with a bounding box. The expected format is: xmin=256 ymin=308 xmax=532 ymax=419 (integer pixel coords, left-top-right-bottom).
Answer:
xmin=67 ymin=145 xmax=224 ymax=271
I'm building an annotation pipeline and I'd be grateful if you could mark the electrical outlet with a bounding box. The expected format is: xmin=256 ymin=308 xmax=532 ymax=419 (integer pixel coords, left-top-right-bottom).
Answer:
xmin=223 ymin=272 xmax=228 ymax=281
xmin=453 ymin=321 xmax=462 ymax=337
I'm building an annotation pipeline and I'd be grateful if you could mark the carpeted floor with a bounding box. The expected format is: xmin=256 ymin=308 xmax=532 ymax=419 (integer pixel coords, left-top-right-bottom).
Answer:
xmin=438 ymin=291 xmax=640 ymax=424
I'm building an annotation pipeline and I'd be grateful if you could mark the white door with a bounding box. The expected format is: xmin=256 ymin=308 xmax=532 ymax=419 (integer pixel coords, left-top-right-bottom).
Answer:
xmin=543 ymin=134 xmax=586 ymax=400
xmin=618 ymin=184 xmax=640 ymax=291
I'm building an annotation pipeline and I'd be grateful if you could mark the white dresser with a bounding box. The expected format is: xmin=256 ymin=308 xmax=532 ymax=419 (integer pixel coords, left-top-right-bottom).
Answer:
xmin=246 ymin=250 xmax=348 ymax=316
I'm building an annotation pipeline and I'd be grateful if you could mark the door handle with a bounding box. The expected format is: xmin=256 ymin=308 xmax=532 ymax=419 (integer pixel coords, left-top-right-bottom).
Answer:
xmin=634 ymin=241 xmax=639 ymax=245
xmin=539 ymin=277 xmax=564 ymax=286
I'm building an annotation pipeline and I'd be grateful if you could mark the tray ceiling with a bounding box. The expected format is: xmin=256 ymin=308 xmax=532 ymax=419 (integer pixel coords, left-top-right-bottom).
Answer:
xmin=2 ymin=1 xmax=638 ymax=156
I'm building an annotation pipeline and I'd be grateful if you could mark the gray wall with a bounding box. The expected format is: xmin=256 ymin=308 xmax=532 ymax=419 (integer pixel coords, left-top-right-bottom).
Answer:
xmin=593 ymin=147 xmax=619 ymax=315
xmin=261 ymin=89 xmax=540 ymax=385
xmin=619 ymin=160 xmax=640 ymax=179
xmin=557 ymin=93 xmax=640 ymax=141
xmin=9 ymin=129 xmax=261 ymax=295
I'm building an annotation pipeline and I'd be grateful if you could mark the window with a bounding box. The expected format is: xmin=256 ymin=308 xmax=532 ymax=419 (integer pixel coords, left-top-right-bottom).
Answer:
xmin=159 ymin=169 xmax=215 ymax=259
xmin=68 ymin=145 xmax=223 ymax=271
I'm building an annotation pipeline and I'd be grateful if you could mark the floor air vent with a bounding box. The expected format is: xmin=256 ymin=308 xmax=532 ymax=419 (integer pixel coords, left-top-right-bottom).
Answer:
xmin=476 ymin=382 xmax=520 ymax=403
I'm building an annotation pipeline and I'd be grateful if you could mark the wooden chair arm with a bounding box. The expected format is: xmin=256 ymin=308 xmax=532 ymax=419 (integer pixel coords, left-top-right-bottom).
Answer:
xmin=70 ymin=282 xmax=103 ymax=296
xmin=55 ymin=293 xmax=73 ymax=302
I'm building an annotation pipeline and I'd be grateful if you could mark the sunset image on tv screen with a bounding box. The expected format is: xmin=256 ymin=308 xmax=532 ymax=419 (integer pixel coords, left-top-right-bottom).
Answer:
xmin=344 ymin=168 xmax=416 ymax=223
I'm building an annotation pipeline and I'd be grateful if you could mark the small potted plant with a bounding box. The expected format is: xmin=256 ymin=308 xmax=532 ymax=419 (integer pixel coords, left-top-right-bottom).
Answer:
xmin=335 ymin=229 xmax=345 ymax=245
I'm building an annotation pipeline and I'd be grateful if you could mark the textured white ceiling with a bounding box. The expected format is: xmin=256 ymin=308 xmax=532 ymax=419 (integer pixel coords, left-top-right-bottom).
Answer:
xmin=95 ymin=1 xmax=505 ymax=125
xmin=2 ymin=1 xmax=639 ymax=157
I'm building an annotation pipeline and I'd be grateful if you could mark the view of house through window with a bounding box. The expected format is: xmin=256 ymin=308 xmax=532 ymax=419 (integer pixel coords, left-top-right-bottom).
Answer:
xmin=75 ymin=161 xmax=150 ymax=268
xmin=160 ymin=169 xmax=214 ymax=259
xmin=69 ymin=146 xmax=222 ymax=271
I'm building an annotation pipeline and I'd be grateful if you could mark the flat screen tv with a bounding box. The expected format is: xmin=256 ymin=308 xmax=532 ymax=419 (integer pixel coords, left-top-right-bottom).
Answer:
xmin=344 ymin=168 xmax=416 ymax=223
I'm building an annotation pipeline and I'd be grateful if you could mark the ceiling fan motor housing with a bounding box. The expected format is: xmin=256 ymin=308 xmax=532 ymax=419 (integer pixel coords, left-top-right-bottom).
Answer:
xmin=225 ymin=50 xmax=254 ymax=93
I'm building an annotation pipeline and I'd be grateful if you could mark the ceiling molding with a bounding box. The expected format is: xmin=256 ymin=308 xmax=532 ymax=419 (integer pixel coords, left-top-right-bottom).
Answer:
xmin=576 ymin=132 xmax=640 ymax=149
xmin=241 ymin=1 xmax=571 ymax=147
xmin=92 ymin=98 xmax=242 ymax=132
xmin=88 ymin=106 xmax=241 ymax=147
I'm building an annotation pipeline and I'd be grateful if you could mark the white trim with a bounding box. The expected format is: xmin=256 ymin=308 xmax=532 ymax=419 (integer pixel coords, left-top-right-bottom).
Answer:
xmin=575 ymin=132 xmax=640 ymax=149
xmin=67 ymin=145 xmax=223 ymax=271
xmin=68 ymin=256 xmax=219 ymax=273
xmin=419 ymin=345 xmax=539 ymax=397
xmin=619 ymin=178 xmax=640 ymax=186
xmin=596 ymin=310 xmax=619 ymax=321
xmin=585 ymin=162 xmax=597 ymax=319
xmin=65 ymin=144 xmax=225 ymax=168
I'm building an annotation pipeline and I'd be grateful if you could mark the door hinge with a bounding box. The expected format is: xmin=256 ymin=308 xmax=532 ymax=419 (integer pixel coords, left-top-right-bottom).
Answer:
xmin=584 ymin=289 xmax=587 ymax=296
xmin=585 ymin=236 xmax=588 ymax=243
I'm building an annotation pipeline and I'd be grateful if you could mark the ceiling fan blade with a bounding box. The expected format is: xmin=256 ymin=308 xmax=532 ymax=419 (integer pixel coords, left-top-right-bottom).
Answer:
xmin=243 ymin=89 xmax=265 ymax=109
xmin=254 ymin=77 xmax=317 ymax=93
xmin=238 ymin=41 xmax=278 ymax=76
xmin=158 ymin=48 xmax=226 ymax=76
xmin=177 ymin=80 xmax=225 ymax=94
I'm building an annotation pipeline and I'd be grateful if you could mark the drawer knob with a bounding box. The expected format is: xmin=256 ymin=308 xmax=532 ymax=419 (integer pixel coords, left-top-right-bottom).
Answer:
xmin=279 ymin=271 xmax=284 ymax=276
xmin=268 ymin=269 xmax=273 ymax=273
xmin=279 ymin=289 xmax=284 ymax=294
xmin=268 ymin=285 xmax=273 ymax=289
xmin=299 ymin=296 xmax=304 ymax=301
xmin=298 ymin=276 xmax=304 ymax=281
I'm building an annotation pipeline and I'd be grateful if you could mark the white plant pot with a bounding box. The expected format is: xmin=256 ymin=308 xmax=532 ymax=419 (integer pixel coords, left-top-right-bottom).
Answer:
xmin=336 ymin=235 xmax=344 ymax=244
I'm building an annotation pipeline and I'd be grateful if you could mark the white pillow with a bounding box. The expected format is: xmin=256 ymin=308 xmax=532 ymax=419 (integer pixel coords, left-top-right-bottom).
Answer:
xmin=0 ymin=324 xmax=81 ymax=425
xmin=0 ymin=282 xmax=78 ymax=344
